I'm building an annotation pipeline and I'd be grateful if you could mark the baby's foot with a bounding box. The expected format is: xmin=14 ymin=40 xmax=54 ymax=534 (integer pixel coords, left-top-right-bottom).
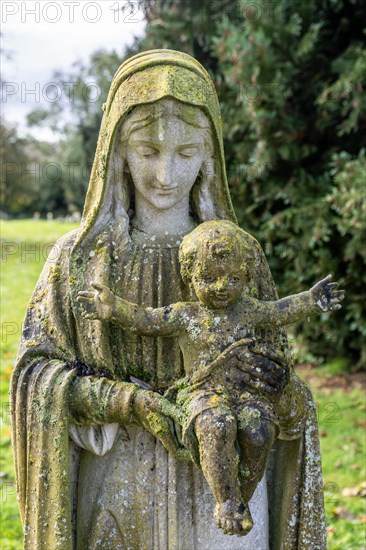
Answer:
xmin=214 ymin=500 xmax=253 ymax=536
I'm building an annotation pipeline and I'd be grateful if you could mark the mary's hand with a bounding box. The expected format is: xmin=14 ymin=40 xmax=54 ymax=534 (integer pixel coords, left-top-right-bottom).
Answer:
xmin=225 ymin=343 xmax=290 ymax=403
xmin=132 ymin=389 xmax=184 ymax=456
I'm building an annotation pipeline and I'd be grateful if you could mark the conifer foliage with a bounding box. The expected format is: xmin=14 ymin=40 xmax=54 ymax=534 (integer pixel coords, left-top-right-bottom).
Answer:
xmin=139 ymin=0 xmax=366 ymax=366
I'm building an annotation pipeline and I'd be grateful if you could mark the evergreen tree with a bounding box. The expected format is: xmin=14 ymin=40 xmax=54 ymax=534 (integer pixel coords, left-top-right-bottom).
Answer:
xmin=26 ymin=50 xmax=124 ymax=214
xmin=138 ymin=0 xmax=366 ymax=367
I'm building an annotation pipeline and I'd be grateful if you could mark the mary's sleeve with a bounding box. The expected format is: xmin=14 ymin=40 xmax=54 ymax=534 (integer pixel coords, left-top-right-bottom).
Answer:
xmin=10 ymin=231 xmax=135 ymax=550
xmin=10 ymin=231 xmax=80 ymax=549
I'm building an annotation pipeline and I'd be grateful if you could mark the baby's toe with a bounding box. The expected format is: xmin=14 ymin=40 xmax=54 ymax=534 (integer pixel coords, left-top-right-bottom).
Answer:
xmin=214 ymin=514 xmax=223 ymax=530
xmin=241 ymin=517 xmax=253 ymax=534
xmin=224 ymin=519 xmax=235 ymax=535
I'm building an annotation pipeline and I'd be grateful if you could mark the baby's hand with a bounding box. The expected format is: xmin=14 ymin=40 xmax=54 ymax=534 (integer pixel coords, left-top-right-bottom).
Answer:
xmin=310 ymin=275 xmax=345 ymax=312
xmin=77 ymin=282 xmax=116 ymax=321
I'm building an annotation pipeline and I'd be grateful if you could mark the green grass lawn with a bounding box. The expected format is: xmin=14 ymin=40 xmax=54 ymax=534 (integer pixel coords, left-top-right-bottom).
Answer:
xmin=0 ymin=220 xmax=365 ymax=549
xmin=0 ymin=220 xmax=78 ymax=549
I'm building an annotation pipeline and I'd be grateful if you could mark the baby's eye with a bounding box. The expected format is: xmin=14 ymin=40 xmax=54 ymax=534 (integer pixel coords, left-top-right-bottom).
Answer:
xmin=136 ymin=146 xmax=159 ymax=158
xmin=202 ymin=276 xmax=216 ymax=283
xmin=228 ymin=277 xmax=241 ymax=284
xmin=178 ymin=145 xmax=199 ymax=158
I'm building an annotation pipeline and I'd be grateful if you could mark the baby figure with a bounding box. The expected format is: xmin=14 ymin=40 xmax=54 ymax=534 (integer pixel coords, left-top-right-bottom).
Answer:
xmin=78 ymin=220 xmax=345 ymax=537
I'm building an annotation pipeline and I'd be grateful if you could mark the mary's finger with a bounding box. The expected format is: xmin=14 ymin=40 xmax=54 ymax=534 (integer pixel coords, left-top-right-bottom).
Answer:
xmin=159 ymin=434 xmax=181 ymax=456
xmin=252 ymin=368 xmax=286 ymax=387
xmin=246 ymin=344 xmax=288 ymax=367
xmin=80 ymin=313 xmax=94 ymax=319
xmin=92 ymin=282 xmax=106 ymax=292
xmin=235 ymin=351 xmax=284 ymax=374
xmin=246 ymin=378 xmax=280 ymax=397
xmin=233 ymin=360 xmax=279 ymax=384
xmin=148 ymin=416 xmax=180 ymax=455
xmin=233 ymin=369 xmax=282 ymax=394
xmin=77 ymin=295 xmax=94 ymax=302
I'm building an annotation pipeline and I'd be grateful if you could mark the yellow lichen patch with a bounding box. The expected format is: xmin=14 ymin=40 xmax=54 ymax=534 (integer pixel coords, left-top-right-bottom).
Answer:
xmin=34 ymin=289 xmax=47 ymax=302
xmin=48 ymin=265 xmax=61 ymax=284
xmin=95 ymin=245 xmax=108 ymax=257
xmin=25 ymin=339 xmax=40 ymax=348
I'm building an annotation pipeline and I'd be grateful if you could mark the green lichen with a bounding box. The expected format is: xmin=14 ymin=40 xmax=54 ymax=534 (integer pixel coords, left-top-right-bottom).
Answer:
xmin=146 ymin=412 xmax=171 ymax=434
xmin=237 ymin=406 xmax=261 ymax=431
xmin=161 ymin=398 xmax=184 ymax=424
xmin=250 ymin=286 xmax=258 ymax=298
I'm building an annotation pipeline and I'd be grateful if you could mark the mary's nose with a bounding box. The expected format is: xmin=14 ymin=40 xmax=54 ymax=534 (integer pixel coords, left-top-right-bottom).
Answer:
xmin=156 ymin=157 xmax=175 ymax=189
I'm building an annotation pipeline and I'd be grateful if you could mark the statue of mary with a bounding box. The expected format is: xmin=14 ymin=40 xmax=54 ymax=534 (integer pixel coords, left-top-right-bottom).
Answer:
xmin=11 ymin=50 xmax=326 ymax=550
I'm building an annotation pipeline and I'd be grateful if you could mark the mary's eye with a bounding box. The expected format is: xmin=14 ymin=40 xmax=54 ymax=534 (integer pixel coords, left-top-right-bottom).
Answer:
xmin=178 ymin=146 xmax=199 ymax=158
xmin=229 ymin=277 xmax=240 ymax=284
xmin=136 ymin=146 xmax=159 ymax=158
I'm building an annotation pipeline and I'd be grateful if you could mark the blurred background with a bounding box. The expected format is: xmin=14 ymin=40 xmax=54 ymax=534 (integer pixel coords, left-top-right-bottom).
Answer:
xmin=1 ymin=1 xmax=365 ymax=548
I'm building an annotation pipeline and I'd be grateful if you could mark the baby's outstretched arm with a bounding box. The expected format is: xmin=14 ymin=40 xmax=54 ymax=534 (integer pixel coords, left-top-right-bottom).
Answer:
xmin=250 ymin=275 xmax=345 ymax=328
xmin=77 ymin=283 xmax=184 ymax=336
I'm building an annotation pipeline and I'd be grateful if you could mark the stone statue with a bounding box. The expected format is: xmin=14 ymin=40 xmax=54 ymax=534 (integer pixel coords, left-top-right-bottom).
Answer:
xmin=11 ymin=50 xmax=329 ymax=549
xmin=78 ymin=220 xmax=344 ymax=537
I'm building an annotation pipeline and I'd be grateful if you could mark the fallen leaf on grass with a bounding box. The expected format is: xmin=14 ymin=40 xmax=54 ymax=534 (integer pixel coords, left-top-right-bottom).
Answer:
xmin=332 ymin=506 xmax=356 ymax=520
xmin=354 ymin=419 xmax=366 ymax=429
xmin=341 ymin=481 xmax=366 ymax=497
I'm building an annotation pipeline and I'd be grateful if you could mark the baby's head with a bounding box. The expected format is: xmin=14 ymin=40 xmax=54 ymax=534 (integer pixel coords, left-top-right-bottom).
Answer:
xmin=179 ymin=220 xmax=254 ymax=309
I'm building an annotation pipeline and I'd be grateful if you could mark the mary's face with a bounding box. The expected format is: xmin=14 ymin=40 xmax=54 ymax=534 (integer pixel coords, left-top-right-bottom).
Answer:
xmin=126 ymin=115 xmax=205 ymax=211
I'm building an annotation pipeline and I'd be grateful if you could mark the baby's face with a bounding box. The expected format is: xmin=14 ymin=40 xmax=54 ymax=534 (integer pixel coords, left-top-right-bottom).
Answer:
xmin=191 ymin=255 xmax=246 ymax=309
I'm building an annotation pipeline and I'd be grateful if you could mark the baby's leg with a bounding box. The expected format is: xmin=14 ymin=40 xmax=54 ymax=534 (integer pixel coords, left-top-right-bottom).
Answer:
xmin=237 ymin=408 xmax=278 ymax=503
xmin=194 ymin=409 xmax=253 ymax=536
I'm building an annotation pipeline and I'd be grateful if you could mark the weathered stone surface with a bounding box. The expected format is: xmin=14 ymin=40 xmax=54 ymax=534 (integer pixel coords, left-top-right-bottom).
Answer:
xmin=11 ymin=49 xmax=330 ymax=549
